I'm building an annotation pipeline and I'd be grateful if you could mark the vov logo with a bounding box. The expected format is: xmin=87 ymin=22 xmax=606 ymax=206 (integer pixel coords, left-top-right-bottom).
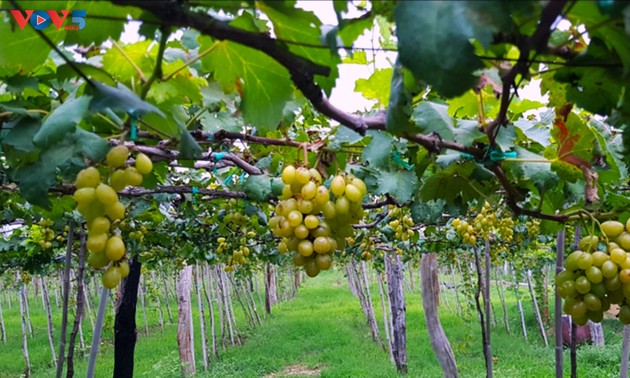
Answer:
xmin=10 ymin=10 xmax=86 ymax=30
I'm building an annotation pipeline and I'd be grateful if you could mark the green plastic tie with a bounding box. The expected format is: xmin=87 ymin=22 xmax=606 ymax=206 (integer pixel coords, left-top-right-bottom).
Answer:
xmin=489 ymin=150 xmax=517 ymax=162
xmin=212 ymin=152 xmax=226 ymax=176
xmin=224 ymin=167 xmax=238 ymax=186
xmin=460 ymin=148 xmax=516 ymax=162
xmin=392 ymin=150 xmax=414 ymax=170
xmin=130 ymin=118 xmax=137 ymax=141
xmin=191 ymin=186 xmax=198 ymax=203
xmin=239 ymin=171 xmax=246 ymax=184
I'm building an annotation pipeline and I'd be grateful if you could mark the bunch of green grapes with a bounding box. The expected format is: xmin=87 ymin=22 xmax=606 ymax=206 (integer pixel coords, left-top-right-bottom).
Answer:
xmin=216 ymin=233 xmax=254 ymax=272
xmin=496 ymin=217 xmax=515 ymax=243
xmin=74 ymin=145 xmax=153 ymax=289
xmin=28 ymin=219 xmax=56 ymax=249
xmin=556 ymin=219 xmax=630 ymax=325
xmin=214 ymin=205 xmax=256 ymax=272
xmin=472 ymin=202 xmax=495 ymax=240
xmin=452 ymin=202 xmax=515 ymax=245
xmin=270 ymin=165 xmax=367 ymax=277
xmin=20 ymin=271 xmax=31 ymax=285
xmin=388 ymin=207 xmax=415 ymax=241
xmin=358 ymin=236 xmax=374 ymax=260
xmin=525 ymin=218 xmax=541 ymax=238
xmin=451 ymin=218 xmax=477 ymax=245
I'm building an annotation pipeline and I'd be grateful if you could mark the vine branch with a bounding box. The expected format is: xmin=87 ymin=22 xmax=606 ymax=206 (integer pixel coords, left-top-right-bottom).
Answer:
xmin=485 ymin=0 xmax=569 ymax=145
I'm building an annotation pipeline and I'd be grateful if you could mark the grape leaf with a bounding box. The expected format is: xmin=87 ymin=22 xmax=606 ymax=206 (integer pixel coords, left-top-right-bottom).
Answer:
xmin=509 ymin=147 xmax=558 ymax=193
xmin=386 ymin=59 xmax=416 ymax=136
xmin=604 ymin=192 xmax=630 ymax=210
xmin=410 ymin=198 xmax=446 ymax=224
xmin=3 ymin=117 xmax=40 ymax=153
xmin=243 ymin=173 xmax=273 ymax=202
xmin=328 ymin=126 xmax=364 ymax=152
xmin=200 ymin=38 xmax=292 ymax=133
xmin=395 ymin=2 xmax=488 ymax=97
xmin=419 ymin=162 xmax=485 ymax=205
xmin=12 ymin=126 xmax=108 ymax=208
xmin=355 ymin=68 xmax=393 ymax=106
xmin=413 ymin=102 xmax=485 ymax=146
xmin=33 ymin=96 xmax=91 ymax=147
xmin=509 ymin=99 xmax=545 ymax=117
xmin=258 ymin=2 xmax=339 ymax=95
xmin=373 ymin=169 xmax=418 ymax=203
xmin=514 ymin=118 xmax=551 ymax=147
xmin=73 ymin=128 xmax=109 ymax=163
xmin=0 ymin=5 xmax=67 ymax=76
xmin=493 ymin=125 xmax=517 ymax=152
xmin=338 ymin=16 xmax=373 ymax=47
xmin=554 ymin=38 xmax=624 ymax=116
xmin=454 ymin=119 xmax=486 ymax=147
xmin=56 ymin=63 xmax=116 ymax=86
xmin=549 ymin=108 xmax=594 ymax=172
xmin=64 ymin=2 xmax=139 ymax=45
xmin=179 ymin=125 xmax=202 ymax=160
xmin=412 ymin=102 xmax=454 ymax=139
xmin=147 ymin=72 xmax=205 ymax=105
xmin=101 ymin=40 xmax=155 ymax=82
xmin=90 ymin=82 xmax=165 ymax=118
xmin=362 ymin=130 xmax=393 ymax=168
xmin=199 ymin=111 xmax=244 ymax=134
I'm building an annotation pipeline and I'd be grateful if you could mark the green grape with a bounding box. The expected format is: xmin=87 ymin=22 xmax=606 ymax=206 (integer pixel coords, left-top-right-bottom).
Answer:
xmin=585 ymin=266 xmax=603 ymax=284
xmin=287 ymin=210 xmax=303 ymax=227
xmin=282 ymin=165 xmax=296 ymax=185
xmin=344 ymin=183 xmax=362 ymax=203
xmin=575 ymin=276 xmax=591 ymax=294
xmin=294 ymin=224 xmax=309 ymax=239
xmin=330 ymin=175 xmax=345 ymax=197
xmin=577 ymin=253 xmax=594 ymax=270
xmin=298 ymin=240 xmax=314 ymax=257
xmin=601 ymin=260 xmax=618 ymax=278
xmin=313 ymin=236 xmax=331 ymax=254
xmin=314 ymin=186 xmax=329 ymax=205
xmin=335 ymin=196 xmax=350 ymax=216
xmin=584 ymin=293 xmax=602 ymax=311
xmin=295 ymin=167 xmax=310 ymax=185
xmin=106 ymin=145 xmax=129 ymax=168
xmin=76 ymin=167 xmax=101 ymax=189
xmin=301 ymin=181 xmax=317 ymax=200
xmin=304 ymin=215 xmax=319 ymax=229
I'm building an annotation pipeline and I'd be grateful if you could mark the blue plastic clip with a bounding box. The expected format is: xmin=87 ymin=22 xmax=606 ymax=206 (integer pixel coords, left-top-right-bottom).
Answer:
xmin=130 ymin=118 xmax=137 ymax=141
xmin=191 ymin=186 xmax=198 ymax=203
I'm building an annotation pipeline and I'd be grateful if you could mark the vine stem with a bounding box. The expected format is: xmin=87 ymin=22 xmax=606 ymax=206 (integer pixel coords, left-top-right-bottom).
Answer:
xmin=111 ymin=39 xmax=146 ymax=82
xmin=162 ymin=43 xmax=219 ymax=81
xmin=0 ymin=109 xmax=48 ymax=118
xmin=86 ymin=287 xmax=110 ymax=378
xmin=302 ymin=144 xmax=308 ymax=165
xmin=140 ymin=27 xmax=169 ymax=100
xmin=502 ymin=159 xmax=551 ymax=164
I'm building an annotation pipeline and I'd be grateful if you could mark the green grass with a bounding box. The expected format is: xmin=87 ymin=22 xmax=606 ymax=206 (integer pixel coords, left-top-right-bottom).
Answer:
xmin=0 ymin=269 xmax=627 ymax=377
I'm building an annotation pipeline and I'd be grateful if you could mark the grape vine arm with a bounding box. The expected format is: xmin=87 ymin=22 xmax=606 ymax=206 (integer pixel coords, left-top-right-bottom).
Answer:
xmin=354 ymin=208 xmax=388 ymax=229
xmin=485 ymin=0 xmax=570 ymax=145
xmin=113 ymin=142 xmax=263 ymax=175
xmin=0 ymin=185 xmax=398 ymax=211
